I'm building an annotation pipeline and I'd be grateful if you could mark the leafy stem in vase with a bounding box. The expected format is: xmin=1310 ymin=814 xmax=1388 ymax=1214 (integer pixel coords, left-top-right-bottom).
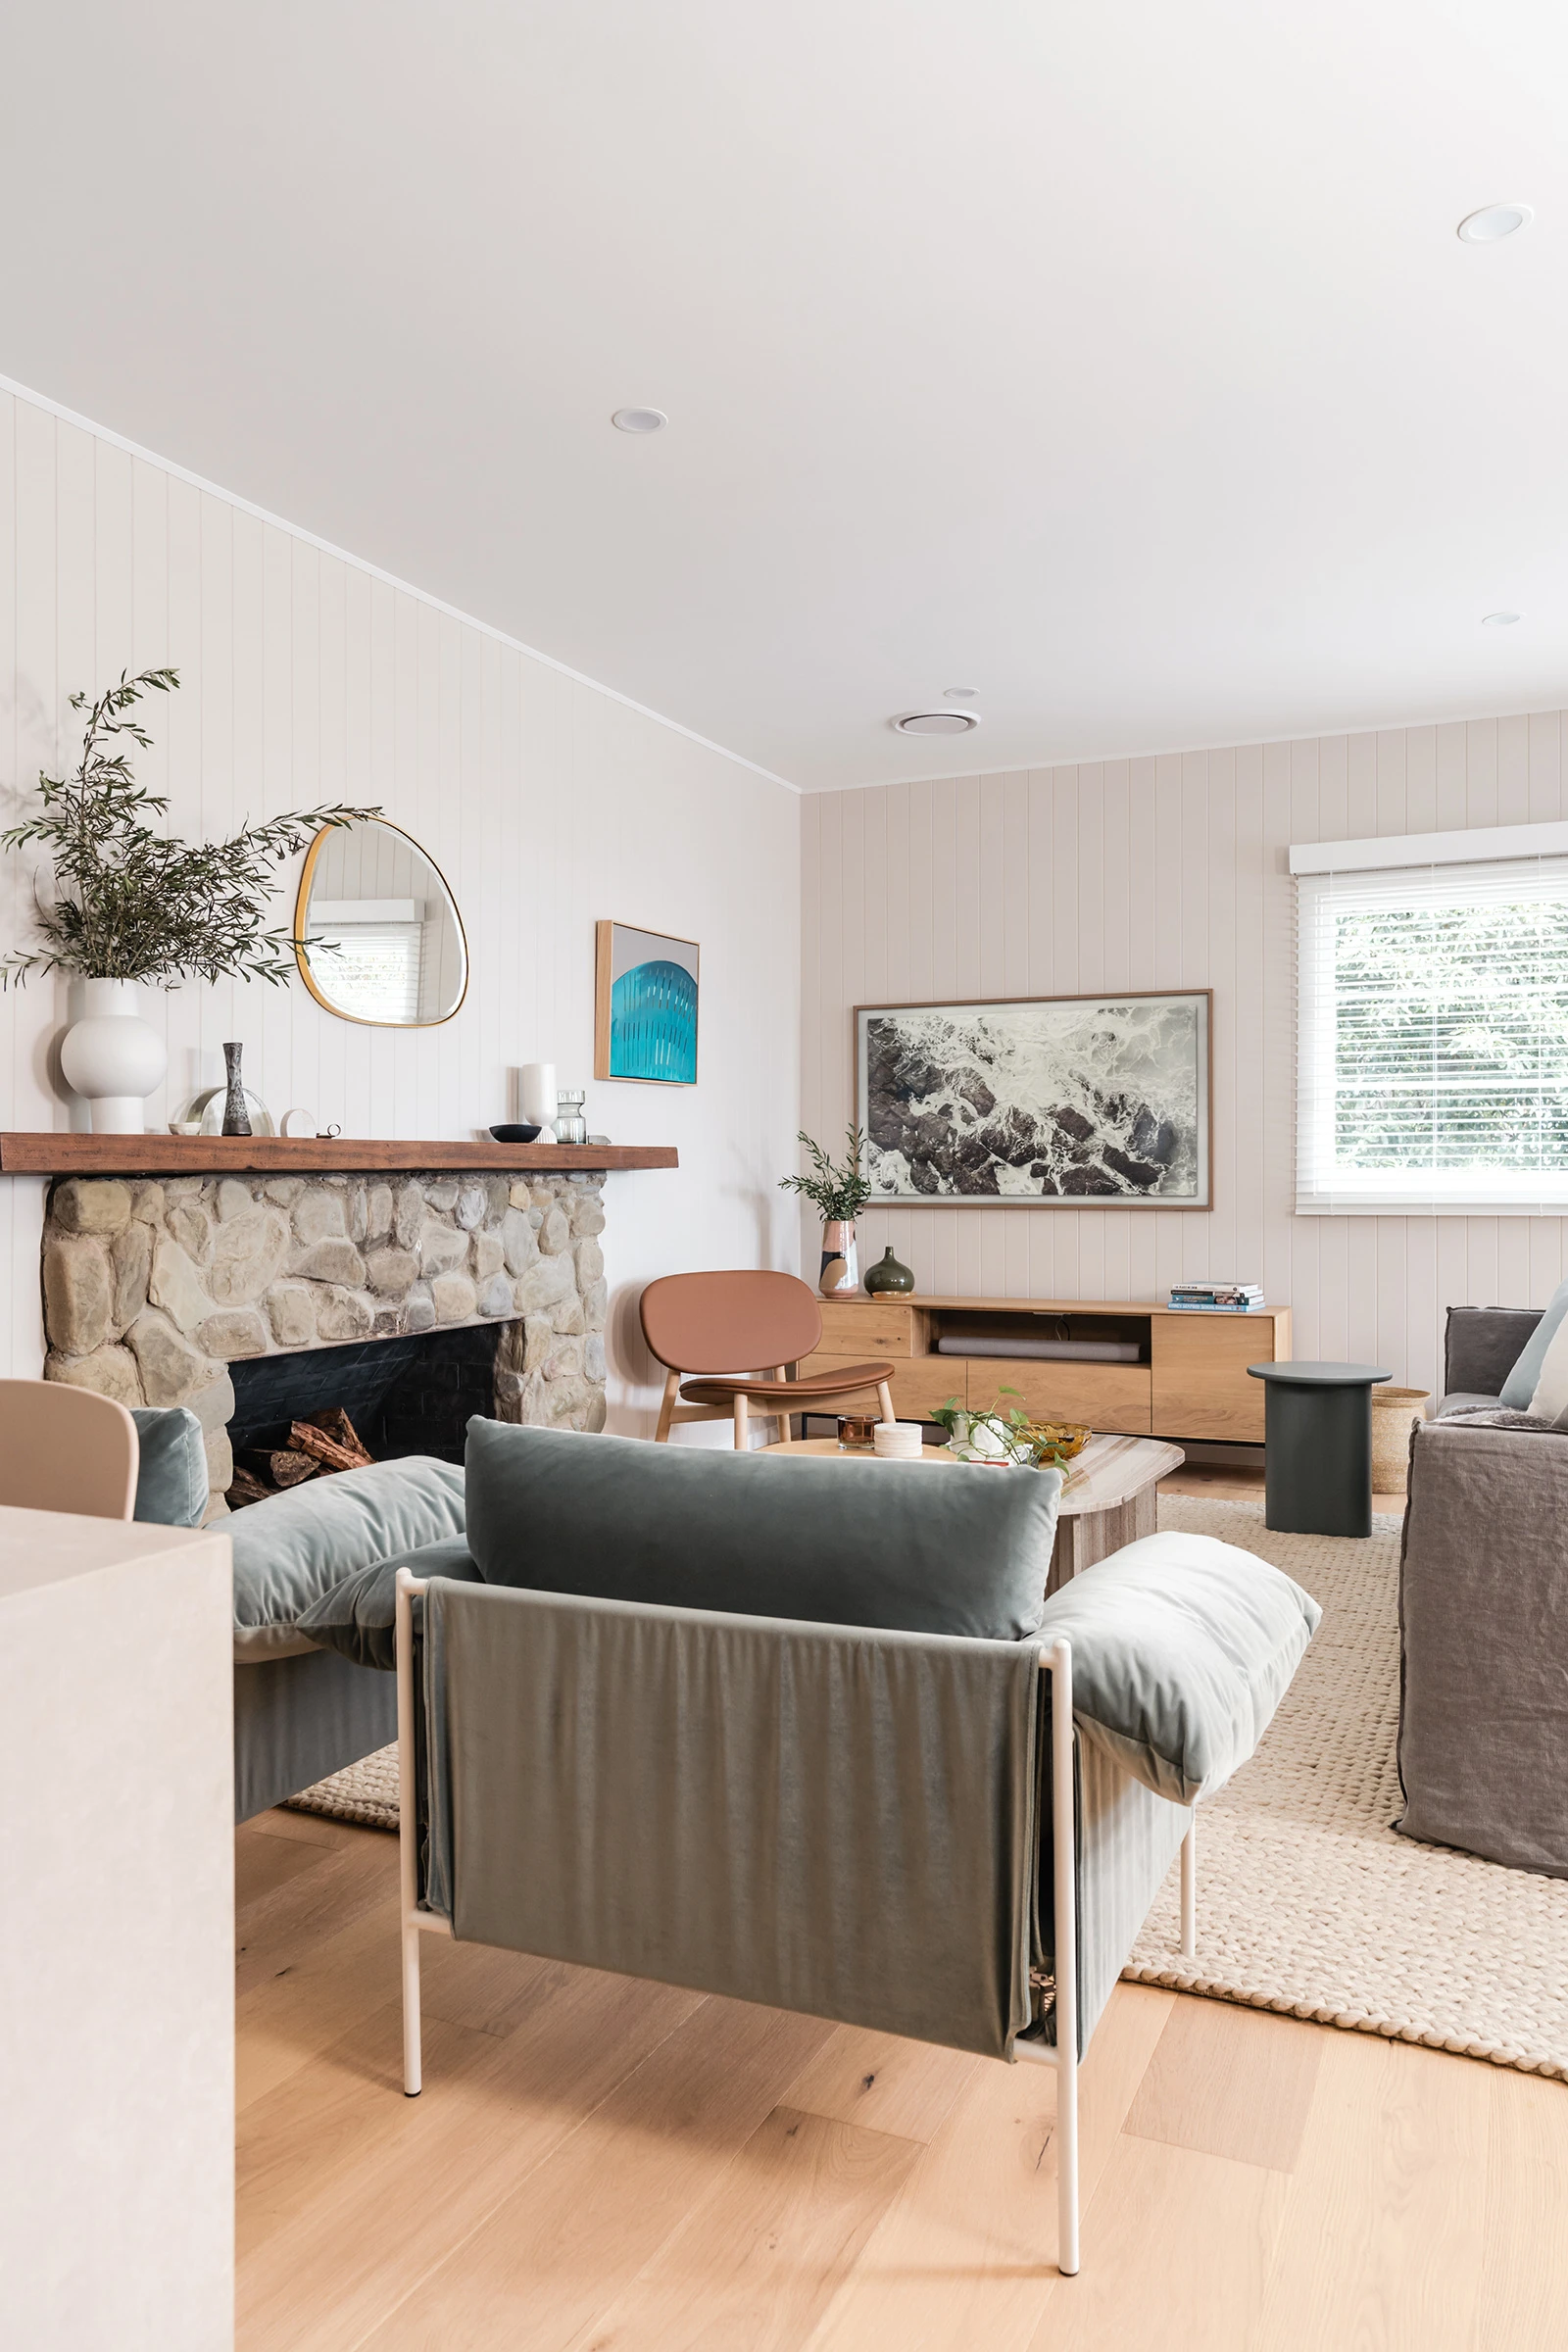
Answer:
xmin=1 ymin=667 xmax=382 ymax=988
xmin=777 ymin=1125 xmax=873 ymax=1223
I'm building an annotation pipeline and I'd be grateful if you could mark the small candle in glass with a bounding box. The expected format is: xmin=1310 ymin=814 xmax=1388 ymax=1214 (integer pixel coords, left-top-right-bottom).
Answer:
xmin=837 ymin=1412 xmax=878 ymax=1451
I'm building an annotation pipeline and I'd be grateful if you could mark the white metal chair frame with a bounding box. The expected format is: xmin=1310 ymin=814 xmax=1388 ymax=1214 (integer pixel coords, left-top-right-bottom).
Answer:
xmin=392 ymin=1566 xmax=1198 ymax=2279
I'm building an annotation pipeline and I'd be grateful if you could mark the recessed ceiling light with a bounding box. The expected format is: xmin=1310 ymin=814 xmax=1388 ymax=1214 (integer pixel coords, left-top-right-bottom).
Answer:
xmin=1482 ymin=611 xmax=1523 ymax=627
xmin=893 ymin=710 xmax=981 ymax=736
xmin=611 ymin=407 xmax=667 ymax=433
xmin=942 ymin=686 xmax=979 ymax=702
xmin=1457 ymin=203 xmax=1534 ymax=243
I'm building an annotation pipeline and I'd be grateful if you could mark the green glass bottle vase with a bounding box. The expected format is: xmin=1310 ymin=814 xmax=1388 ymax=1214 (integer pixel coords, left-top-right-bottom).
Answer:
xmin=863 ymin=1244 xmax=915 ymax=1297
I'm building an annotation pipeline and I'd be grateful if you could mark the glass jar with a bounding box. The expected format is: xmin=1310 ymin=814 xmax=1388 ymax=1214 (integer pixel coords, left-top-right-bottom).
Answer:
xmin=555 ymin=1088 xmax=587 ymax=1144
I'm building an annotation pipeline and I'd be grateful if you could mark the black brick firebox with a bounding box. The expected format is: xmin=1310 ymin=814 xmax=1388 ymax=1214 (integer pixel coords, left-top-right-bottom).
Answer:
xmin=226 ymin=1324 xmax=501 ymax=1465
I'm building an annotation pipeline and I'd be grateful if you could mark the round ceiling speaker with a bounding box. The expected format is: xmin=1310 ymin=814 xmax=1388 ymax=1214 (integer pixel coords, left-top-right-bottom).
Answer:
xmin=892 ymin=710 xmax=981 ymax=736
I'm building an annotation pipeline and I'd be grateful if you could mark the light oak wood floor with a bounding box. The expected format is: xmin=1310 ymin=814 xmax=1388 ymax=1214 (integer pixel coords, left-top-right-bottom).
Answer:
xmin=236 ymin=1463 xmax=1568 ymax=2350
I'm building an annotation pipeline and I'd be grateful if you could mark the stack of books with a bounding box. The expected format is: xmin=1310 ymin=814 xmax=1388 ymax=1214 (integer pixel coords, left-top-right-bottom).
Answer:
xmin=1168 ymin=1282 xmax=1266 ymax=1313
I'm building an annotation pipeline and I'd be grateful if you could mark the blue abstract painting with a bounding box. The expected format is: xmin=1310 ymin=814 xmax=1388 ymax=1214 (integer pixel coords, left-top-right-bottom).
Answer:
xmin=597 ymin=921 xmax=700 ymax=1084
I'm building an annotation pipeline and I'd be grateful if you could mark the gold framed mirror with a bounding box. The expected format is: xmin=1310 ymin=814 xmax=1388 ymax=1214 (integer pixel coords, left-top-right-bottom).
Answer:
xmin=294 ymin=817 xmax=468 ymax=1028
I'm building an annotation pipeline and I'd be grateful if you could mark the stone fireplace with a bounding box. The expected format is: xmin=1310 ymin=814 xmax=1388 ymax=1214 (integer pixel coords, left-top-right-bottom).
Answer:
xmin=39 ymin=1167 xmax=609 ymax=1509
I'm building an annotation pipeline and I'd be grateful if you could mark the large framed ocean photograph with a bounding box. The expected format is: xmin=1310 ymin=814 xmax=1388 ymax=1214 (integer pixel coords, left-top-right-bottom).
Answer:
xmin=856 ymin=991 xmax=1211 ymax=1207
xmin=595 ymin=920 xmax=701 ymax=1085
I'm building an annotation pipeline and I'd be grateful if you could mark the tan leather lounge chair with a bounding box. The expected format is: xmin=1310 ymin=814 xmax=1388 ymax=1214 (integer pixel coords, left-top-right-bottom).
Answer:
xmin=640 ymin=1270 xmax=896 ymax=1446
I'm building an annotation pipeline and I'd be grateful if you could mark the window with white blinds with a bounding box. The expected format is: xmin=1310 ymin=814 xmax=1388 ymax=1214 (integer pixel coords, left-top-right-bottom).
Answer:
xmin=1297 ymin=853 xmax=1568 ymax=1213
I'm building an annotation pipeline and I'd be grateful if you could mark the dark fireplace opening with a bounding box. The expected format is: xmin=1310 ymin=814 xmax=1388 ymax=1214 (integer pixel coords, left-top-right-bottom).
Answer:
xmin=224 ymin=1324 xmax=502 ymax=1506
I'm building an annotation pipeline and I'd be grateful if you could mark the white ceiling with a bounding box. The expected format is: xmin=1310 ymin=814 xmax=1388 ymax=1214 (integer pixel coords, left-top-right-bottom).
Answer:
xmin=3 ymin=2 xmax=1567 ymax=791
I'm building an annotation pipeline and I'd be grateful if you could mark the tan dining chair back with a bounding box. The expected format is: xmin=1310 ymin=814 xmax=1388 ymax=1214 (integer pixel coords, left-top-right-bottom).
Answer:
xmin=639 ymin=1270 xmax=895 ymax=1446
xmin=0 ymin=1378 xmax=139 ymax=1519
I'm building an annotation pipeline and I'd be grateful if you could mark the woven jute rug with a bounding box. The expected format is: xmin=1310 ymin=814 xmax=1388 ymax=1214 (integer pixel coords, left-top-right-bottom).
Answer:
xmin=284 ymin=1495 xmax=1568 ymax=2079
xmin=284 ymin=1741 xmax=400 ymax=1832
xmin=1131 ymin=1495 xmax=1568 ymax=2082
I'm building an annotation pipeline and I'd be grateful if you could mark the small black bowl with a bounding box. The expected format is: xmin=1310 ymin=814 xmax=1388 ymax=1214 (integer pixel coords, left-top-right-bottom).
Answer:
xmin=488 ymin=1123 xmax=543 ymax=1144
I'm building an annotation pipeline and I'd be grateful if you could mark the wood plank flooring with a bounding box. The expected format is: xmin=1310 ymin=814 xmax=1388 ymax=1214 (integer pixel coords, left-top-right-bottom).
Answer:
xmin=236 ymin=1465 xmax=1567 ymax=2348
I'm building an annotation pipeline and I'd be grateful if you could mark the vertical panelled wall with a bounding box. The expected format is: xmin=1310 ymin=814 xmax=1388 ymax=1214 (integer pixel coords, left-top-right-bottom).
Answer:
xmin=802 ymin=716 xmax=1568 ymax=1395
xmin=0 ymin=388 xmax=802 ymax=1423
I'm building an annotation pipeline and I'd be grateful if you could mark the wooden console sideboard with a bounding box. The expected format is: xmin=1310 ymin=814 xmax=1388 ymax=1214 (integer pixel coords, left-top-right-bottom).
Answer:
xmin=801 ymin=1296 xmax=1291 ymax=1446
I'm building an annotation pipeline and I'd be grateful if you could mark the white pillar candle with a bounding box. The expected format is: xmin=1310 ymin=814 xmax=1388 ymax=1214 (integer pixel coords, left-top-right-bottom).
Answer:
xmin=518 ymin=1063 xmax=557 ymax=1128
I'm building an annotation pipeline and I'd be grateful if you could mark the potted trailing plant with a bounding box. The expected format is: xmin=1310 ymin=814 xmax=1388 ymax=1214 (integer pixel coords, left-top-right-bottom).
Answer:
xmin=778 ymin=1125 xmax=873 ymax=1297
xmin=1 ymin=668 xmax=379 ymax=1131
xmin=931 ymin=1386 xmax=1091 ymax=1471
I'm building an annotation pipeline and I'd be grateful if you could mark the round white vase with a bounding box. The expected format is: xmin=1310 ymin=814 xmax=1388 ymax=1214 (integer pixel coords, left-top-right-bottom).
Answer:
xmin=60 ymin=978 xmax=167 ymax=1134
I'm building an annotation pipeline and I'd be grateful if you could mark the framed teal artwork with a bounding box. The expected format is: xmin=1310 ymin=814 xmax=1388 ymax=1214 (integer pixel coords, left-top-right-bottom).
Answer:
xmin=595 ymin=919 xmax=701 ymax=1085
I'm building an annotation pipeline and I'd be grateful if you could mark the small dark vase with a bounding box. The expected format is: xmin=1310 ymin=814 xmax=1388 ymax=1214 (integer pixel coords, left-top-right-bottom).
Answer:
xmin=221 ymin=1041 xmax=252 ymax=1138
xmin=863 ymin=1244 xmax=914 ymax=1297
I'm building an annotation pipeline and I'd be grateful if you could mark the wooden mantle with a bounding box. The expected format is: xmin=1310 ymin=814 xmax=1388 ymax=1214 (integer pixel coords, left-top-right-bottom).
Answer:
xmin=0 ymin=1133 xmax=678 ymax=1177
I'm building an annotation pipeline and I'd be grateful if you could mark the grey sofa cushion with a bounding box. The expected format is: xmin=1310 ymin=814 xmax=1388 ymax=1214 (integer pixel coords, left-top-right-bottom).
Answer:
xmin=1498 ymin=1282 xmax=1568 ymax=1407
xmin=464 ymin=1419 xmax=1062 ymax=1642
xmin=130 ymin=1405 xmax=209 ymax=1527
xmin=231 ymin=1455 xmax=466 ymax=1661
xmin=1443 ymin=1305 xmax=1543 ymax=1403
xmin=297 ymin=1537 xmax=483 ymax=1669
xmin=1033 ymin=1530 xmax=1321 ymax=1805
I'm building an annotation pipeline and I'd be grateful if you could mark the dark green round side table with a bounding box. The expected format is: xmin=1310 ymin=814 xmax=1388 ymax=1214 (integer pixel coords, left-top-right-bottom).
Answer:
xmin=1247 ymin=1360 xmax=1391 ymax=1538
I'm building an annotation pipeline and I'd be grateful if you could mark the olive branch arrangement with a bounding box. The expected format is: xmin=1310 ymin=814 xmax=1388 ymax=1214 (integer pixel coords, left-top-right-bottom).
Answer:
xmin=0 ymin=668 xmax=380 ymax=988
xmin=777 ymin=1126 xmax=874 ymax=1222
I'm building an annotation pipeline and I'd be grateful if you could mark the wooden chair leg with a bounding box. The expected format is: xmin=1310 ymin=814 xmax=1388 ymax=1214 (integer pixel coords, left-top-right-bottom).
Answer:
xmin=733 ymin=1393 xmax=749 ymax=1450
xmin=654 ymin=1369 xmax=680 ymax=1443
xmin=774 ymin=1368 xmax=791 ymax=1446
xmin=877 ymin=1381 xmax=895 ymax=1424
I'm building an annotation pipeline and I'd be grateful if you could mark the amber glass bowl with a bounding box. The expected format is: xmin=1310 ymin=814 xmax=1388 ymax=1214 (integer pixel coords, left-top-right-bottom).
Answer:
xmin=1022 ymin=1420 xmax=1092 ymax=1468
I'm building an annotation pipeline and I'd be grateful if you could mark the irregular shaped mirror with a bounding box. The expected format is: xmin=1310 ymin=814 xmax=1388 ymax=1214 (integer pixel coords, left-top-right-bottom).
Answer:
xmin=295 ymin=818 xmax=467 ymax=1027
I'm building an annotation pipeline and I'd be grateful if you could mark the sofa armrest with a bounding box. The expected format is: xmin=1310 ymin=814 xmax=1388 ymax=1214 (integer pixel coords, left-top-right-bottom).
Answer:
xmin=1442 ymin=1304 xmax=1540 ymax=1401
xmin=1398 ymin=1416 xmax=1568 ymax=1875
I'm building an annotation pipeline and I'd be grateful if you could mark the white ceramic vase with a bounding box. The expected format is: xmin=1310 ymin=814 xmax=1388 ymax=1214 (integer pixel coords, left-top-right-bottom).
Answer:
xmin=60 ymin=978 xmax=167 ymax=1134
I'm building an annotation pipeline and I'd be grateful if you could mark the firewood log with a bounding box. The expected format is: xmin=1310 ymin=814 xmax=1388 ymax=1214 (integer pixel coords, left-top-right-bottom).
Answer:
xmin=235 ymin=1446 xmax=318 ymax=1490
xmin=226 ymin=1466 xmax=274 ymax=1509
xmin=288 ymin=1419 xmax=369 ymax=1474
xmin=303 ymin=1405 xmax=371 ymax=1461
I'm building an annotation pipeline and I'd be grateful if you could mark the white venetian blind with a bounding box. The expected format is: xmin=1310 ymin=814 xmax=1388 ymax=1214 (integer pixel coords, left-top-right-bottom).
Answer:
xmin=1296 ymin=850 xmax=1568 ymax=1213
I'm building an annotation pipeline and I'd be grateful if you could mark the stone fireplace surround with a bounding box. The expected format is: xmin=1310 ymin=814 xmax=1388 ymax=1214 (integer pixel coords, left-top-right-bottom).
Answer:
xmin=40 ymin=1169 xmax=609 ymax=1511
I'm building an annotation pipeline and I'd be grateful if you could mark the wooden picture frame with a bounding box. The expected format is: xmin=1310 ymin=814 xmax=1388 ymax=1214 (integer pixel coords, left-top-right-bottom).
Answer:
xmin=854 ymin=989 xmax=1212 ymax=1207
xmin=595 ymin=920 xmax=701 ymax=1086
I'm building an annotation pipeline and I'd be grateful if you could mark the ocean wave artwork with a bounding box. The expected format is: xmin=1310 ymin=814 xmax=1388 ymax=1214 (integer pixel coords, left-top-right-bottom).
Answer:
xmin=857 ymin=993 xmax=1209 ymax=1205
xmin=611 ymin=959 xmax=699 ymax=1082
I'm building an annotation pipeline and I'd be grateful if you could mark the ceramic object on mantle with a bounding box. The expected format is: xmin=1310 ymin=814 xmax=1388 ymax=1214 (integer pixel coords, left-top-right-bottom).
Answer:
xmin=863 ymin=1244 xmax=915 ymax=1297
xmin=59 ymin=979 xmax=168 ymax=1135
xmin=220 ymin=1042 xmax=251 ymax=1137
xmin=178 ymin=1085 xmax=277 ymax=1138
xmin=818 ymin=1219 xmax=859 ymax=1298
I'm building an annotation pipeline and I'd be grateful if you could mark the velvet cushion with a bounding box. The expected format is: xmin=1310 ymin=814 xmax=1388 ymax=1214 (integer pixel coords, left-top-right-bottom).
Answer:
xmin=230 ymin=1455 xmax=466 ymax=1661
xmin=130 ymin=1405 xmax=209 ymax=1528
xmin=1034 ymin=1530 xmax=1321 ymax=1804
xmin=1527 ymin=1313 xmax=1568 ymax=1425
xmin=1498 ymin=1279 xmax=1568 ymax=1408
xmin=297 ymin=1537 xmax=483 ymax=1669
xmin=463 ymin=1419 xmax=1061 ymax=1642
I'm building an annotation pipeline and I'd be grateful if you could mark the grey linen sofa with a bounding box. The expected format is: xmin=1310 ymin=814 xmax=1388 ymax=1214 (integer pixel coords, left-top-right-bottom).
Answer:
xmin=340 ymin=1419 xmax=1320 ymax=2278
xmin=1397 ymin=1303 xmax=1568 ymax=1876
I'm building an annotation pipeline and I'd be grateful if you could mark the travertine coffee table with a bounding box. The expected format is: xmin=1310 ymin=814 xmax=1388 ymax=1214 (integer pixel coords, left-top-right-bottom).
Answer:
xmin=760 ymin=1431 xmax=1185 ymax=1594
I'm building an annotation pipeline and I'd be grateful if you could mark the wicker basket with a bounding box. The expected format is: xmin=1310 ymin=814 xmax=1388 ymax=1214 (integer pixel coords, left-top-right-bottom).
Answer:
xmin=1371 ymin=1386 xmax=1430 ymax=1496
